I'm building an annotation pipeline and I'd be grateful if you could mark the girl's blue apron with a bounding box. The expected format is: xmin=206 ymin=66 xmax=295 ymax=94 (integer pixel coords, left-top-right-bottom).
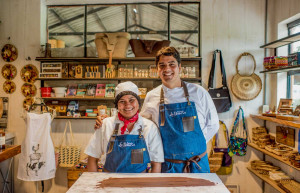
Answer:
xmin=159 ymin=81 xmax=210 ymax=173
xmin=103 ymin=123 xmax=151 ymax=173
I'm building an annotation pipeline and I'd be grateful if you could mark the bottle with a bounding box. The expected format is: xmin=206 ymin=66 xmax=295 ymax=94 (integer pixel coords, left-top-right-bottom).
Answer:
xmin=0 ymin=129 xmax=5 ymax=150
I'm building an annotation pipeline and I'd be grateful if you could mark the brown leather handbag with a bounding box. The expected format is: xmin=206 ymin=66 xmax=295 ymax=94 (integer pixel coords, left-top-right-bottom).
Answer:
xmin=129 ymin=39 xmax=171 ymax=57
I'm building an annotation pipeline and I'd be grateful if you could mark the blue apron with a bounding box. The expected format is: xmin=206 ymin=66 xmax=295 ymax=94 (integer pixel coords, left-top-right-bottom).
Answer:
xmin=103 ymin=123 xmax=151 ymax=173
xmin=159 ymin=81 xmax=210 ymax=173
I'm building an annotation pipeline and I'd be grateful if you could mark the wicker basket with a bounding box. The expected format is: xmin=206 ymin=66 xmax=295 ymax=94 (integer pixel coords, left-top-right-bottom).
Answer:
xmin=56 ymin=121 xmax=81 ymax=168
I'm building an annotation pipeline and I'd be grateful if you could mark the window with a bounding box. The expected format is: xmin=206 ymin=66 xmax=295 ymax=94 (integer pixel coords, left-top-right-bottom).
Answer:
xmin=287 ymin=19 xmax=300 ymax=106
xmin=46 ymin=2 xmax=200 ymax=57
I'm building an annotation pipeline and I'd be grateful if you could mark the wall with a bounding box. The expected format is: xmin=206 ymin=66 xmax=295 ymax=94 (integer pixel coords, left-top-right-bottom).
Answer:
xmin=0 ymin=0 xmax=273 ymax=193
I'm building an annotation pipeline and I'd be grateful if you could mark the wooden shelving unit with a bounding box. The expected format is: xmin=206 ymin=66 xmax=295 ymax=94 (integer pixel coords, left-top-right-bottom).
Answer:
xmin=54 ymin=116 xmax=97 ymax=119
xmin=247 ymin=167 xmax=287 ymax=193
xmin=0 ymin=145 xmax=21 ymax=162
xmin=248 ymin=143 xmax=300 ymax=171
xmin=36 ymin=77 xmax=202 ymax=81
xmin=250 ymin=114 xmax=300 ymax=128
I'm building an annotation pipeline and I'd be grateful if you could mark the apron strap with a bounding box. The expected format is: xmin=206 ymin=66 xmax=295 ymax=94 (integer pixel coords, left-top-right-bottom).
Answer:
xmin=159 ymin=81 xmax=191 ymax=126
xmin=165 ymin=151 xmax=207 ymax=173
xmin=107 ymin=123 xmax=120 ymax=154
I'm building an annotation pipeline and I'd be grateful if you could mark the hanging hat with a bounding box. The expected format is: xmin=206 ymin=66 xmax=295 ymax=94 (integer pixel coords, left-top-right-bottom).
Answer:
xmin=231 ymin=52 xmax=262 ymax=100
xmin=114 ymin=81 xmax=141 ymax=108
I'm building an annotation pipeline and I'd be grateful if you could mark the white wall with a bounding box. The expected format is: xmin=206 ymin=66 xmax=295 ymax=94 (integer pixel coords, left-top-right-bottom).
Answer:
xmin=1 ymin=0 xmax=293 ymax=193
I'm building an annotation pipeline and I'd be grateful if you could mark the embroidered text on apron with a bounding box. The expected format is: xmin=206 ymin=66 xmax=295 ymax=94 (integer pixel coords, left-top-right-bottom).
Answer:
xmin=17 ymin=113 xmax=56 ymax=181
xmin=103 ymin=123 xmax=151 ymax=173
xmin=159 ymin=81 xmax=210 ymax=173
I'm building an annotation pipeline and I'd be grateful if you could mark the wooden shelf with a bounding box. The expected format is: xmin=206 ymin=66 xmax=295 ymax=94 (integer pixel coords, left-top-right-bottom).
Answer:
xmin=250 ymin=114 xmax=300 ymax=128
xmin=248 ymin=143 xmax=300 ymax=171
xmin=260 ymin=31 xmax=300 ymax=49
xmin=260 ymin=65 xmax=300 ymax=74
xmin=35 ymin=57 xmax=202 ymax=62
xmin=0 ymin=145 xmax=21 ymax=162
xmin=54 ymin=116 xmax=97 ymax=119
xmin=42 ymin=97 xmax=145 ymax=100
xmin=247 ymin=167 xmax=287 ymax=193
xmin=36 ymin=77 xmax=202 ymax=81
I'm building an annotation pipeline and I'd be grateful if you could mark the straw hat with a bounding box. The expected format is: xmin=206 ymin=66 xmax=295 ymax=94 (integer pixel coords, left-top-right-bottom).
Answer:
xmin=231 ymin=52 xmax=262 ymax=100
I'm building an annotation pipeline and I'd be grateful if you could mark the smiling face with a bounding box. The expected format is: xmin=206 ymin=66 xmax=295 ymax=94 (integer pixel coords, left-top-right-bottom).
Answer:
xmin=157 ymin=55 xmax=181 ymax=88
xmin=117 ymin=95 xmax=139 ymax=119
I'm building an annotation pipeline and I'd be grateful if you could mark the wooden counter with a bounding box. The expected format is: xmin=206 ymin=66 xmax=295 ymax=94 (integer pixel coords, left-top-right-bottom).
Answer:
xmin=0 ymin=145 xmax=21 ymax=162
xmin=67 ymin=173 xmax=230 ymax=193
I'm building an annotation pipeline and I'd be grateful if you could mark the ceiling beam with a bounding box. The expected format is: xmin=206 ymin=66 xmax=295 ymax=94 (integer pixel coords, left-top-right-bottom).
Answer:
xmin=151 ymin=4 xmax=198 ymax=21
xmin=48 ymin=6 xmax=108 ymax=30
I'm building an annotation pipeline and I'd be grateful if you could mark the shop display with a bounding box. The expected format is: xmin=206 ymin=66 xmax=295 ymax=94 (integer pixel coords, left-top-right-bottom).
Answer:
xmin=208 ymin=49 xmax=232 ymax=113
xmin=52 ymin=87 xmax=67 ymax=97
xmin=229 ymin=107 xmax=248 ymax=156
xmin=97 ymin=105 xmax=107 ymax=116
xmin=1 ymin=64 xmax=17 ymax=80
xmin=39 ymin=62 xmax=62 ymax=78
xmin=105 ymin=84 xmax=115 ymax=98
xmin=1 ymin=44 xmax=18 ymax=62
xmin=95 ymin=84 xmax=106 ymax=98
xmin=276 ymin=126 xmax=295 ymax=147
xmin=277 ymin=98 xmax=293 ymax=114
xmin=85 ymin=66 xmax=101 ymax=79
xmin=66 ymin=84 xmax=77 ymax=97
xmin=129 ymin=39 xmax=171 ymax=57
xmin=95 ymin=32 xmax=130 ymax=58
xmin=274 ymin=56 xmax=288 ymax=67
xmin=288 ymin=52 xmax=300 ymax=66
xmin=20 ymin=64 xmax=39 ymax=83
xmin=86 ymin=84 xmax=96 ymax=97
xmin=56 ymin=120 xmax=81 ymax=167
xmin=277 ymin=179 xmax=300 ymax=193
xmin=21 ymin=83 xmax=37 ymax=97
xmin=138 ymin=88 xmax=147 ymax=98
xmin=76 ymin=84 xmax=87 ymax=97
xmin=231 ymin=52 xmax=262 ymax=100
xmin=263 ymin=56 xmax=276 ymax=69
xmin=3 ymin=80 xmax=16 ymax=94
xmin=176 ymin=46 xmax=197 ymax=57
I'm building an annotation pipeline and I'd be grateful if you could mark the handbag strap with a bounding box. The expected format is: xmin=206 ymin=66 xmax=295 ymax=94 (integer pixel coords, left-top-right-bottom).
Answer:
xmin=215 ymin=120 xmax=230 ymax=147
xmin=208 ymin=49 xmax=228 ymax=89
xmin=231 ymin=107 xmax=247 ymax=138
xmin=236 ymin=52 xmax=256 ymax=75
xmin=59 ymin=120 xmax=75 ymax=146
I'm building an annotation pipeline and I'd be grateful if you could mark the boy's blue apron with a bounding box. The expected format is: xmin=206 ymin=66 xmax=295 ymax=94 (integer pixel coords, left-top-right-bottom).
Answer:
xmin=159 ymin=81 xmax=210 ymax=173
xmin=103 ymin=123 xmax=151 ymax=173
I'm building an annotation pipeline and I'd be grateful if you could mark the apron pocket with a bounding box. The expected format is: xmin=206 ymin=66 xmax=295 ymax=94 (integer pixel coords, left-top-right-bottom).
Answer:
xmin=182 ymin=116 xmax=195 ymax=132
xmin=131 ymin=149 xmax=144 ymax=164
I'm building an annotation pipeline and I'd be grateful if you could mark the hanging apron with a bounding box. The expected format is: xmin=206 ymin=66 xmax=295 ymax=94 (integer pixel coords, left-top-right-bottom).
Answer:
xmin=103 ymin=123 xmax=151 ymax=173
xmin=17 ymin=113 xmax=56 ymax=181
xmin=159 ymin=81 xmax=210 ymax=173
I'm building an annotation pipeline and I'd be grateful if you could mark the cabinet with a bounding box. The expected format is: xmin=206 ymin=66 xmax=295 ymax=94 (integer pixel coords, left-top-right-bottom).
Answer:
xmin=35 ymin=57 xmax=202 ymax=119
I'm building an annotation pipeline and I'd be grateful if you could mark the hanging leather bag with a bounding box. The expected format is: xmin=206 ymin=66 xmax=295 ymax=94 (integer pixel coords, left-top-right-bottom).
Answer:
xmin=95 ymin=32 xmax=131 ymax=58
xmin=208 ymin=49 xmax=232 ymax=113
xmin=129 ymin=39 xmax=171 ymax=57
xmin=228 ymin=107 xmax=248 ymax=156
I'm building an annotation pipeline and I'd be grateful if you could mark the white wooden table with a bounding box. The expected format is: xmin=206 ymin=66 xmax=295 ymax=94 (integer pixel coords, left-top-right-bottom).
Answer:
xmin=67 ymin=173 xmax=230 ymax=193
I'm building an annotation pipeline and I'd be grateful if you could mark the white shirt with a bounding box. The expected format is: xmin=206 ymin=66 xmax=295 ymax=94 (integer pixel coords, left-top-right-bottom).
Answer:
xmin=85 ymin=114 xmax=164 ymax=163
xmin=140 ymin=82 xmax=219 ymax=143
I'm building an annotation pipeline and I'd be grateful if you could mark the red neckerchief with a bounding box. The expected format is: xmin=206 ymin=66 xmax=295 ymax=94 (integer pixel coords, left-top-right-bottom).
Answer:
xmin=118 ymin=112 xmax=139 ymax=134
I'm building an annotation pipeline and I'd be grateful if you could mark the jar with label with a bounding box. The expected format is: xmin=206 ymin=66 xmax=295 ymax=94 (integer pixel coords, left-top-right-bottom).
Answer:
xmin=0 ymin=129 xmax=5 ymax=150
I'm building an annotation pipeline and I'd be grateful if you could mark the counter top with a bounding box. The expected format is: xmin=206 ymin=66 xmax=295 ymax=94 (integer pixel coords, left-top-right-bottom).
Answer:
xmin=67 ymin=173 xmax=230 ymax=193
xmin=0 ymin=145 xmax=21 ymax=162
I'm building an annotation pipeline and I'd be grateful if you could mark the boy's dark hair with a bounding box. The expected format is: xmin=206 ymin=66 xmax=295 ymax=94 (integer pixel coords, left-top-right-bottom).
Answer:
xmin=155 ymin=47 xmax=181 ymax=66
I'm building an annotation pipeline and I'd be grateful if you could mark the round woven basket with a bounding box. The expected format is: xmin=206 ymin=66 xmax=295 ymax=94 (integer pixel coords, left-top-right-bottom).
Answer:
xmin=231 ymin=52 xmax=262 ymax=100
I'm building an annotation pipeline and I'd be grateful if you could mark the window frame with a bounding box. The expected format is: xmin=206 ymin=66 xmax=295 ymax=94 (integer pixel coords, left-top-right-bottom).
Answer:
xmin=47 ymin=2 xmax=201 ymax=57
xmin=286 ymin=18 xmax=300 ymax=98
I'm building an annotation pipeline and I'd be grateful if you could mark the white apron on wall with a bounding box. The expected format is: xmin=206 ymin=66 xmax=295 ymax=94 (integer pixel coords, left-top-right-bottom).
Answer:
xmin=17 ymin=113 xmax=56 ymax=181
